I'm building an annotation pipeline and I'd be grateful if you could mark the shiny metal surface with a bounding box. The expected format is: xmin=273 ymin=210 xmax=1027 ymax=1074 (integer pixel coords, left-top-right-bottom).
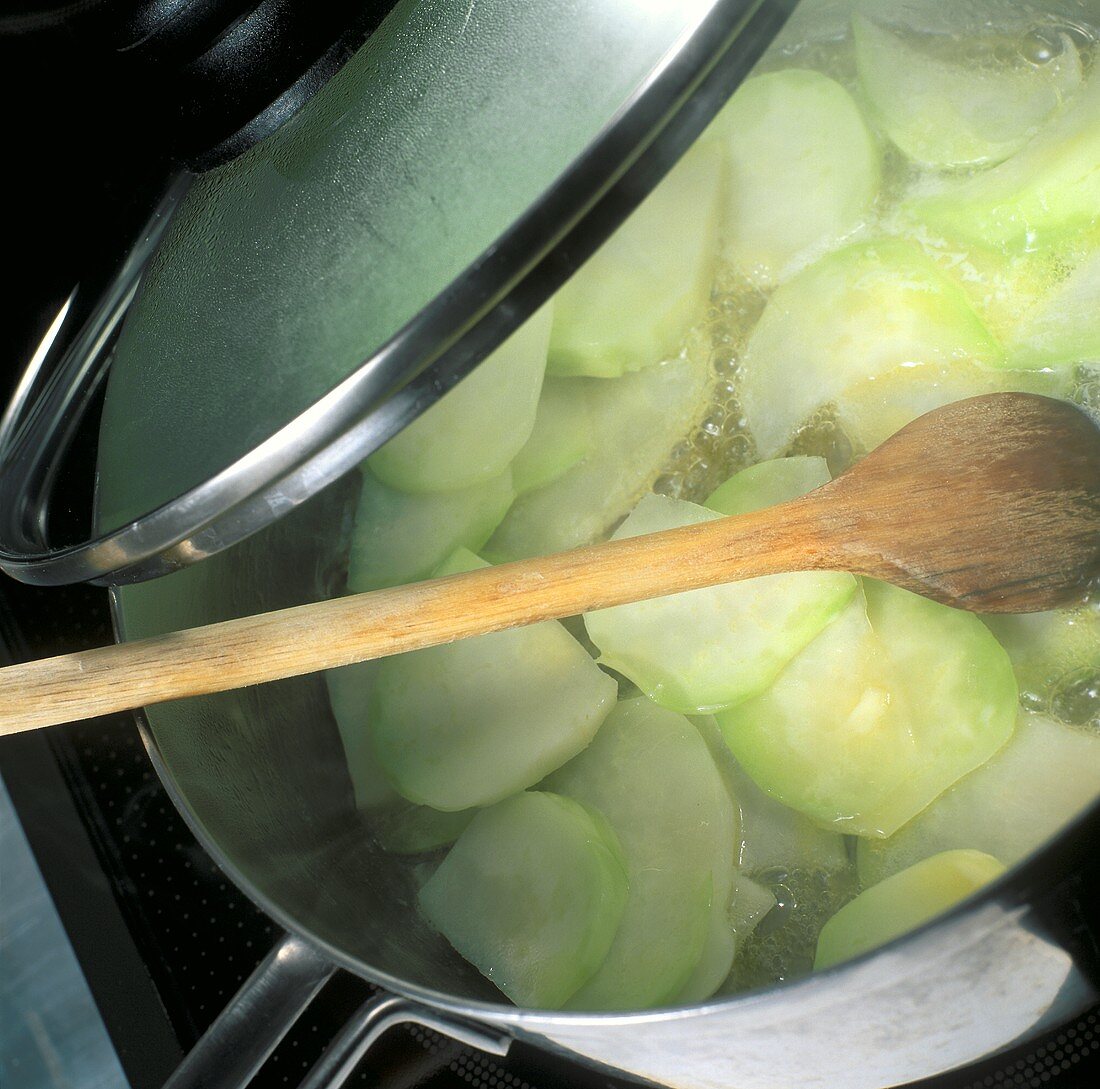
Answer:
xmin=0 ymin=0 xmax=772 ymax=588
xmin=111 ymin=470 xmax=1100 ymax=1089
xmin=161 ymin=933 xmax=333 ymax=1089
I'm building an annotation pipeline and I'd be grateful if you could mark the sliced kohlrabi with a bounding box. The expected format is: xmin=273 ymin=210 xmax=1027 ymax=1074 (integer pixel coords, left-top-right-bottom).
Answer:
xmin=368 ymin=303 xmax=552 ymax=493
xmin=546 ymin=142 xmax=724 ymax=378
xmin=510 ymin=377 xmax=594 ymax=495
xmin=486 ymin=351 xmax=710 ymax=561
xmin=374 ymin=801 xmax=476 ymax=855
xmin=738 ymin=241 xmax=1003 ymax=458
xmin=854 ymin=15 xmax=1081 ymax=169
xmin=858 ymin=713 xmax=1100 ymax=888
xmin=907 ymin=66 xmax=1100 ymax=250
xmin=717 ymin=581 xmax=1019 ymax=838
xmin=1007 ymin=250 xmax=1100 ymax=368
xmin=815 ymin=850 xmax=1006 ymax=970
xmin=370 ymin=550 xmax=617 ymax=810
xmin=545 ymin=699 xmax=738 ymax=1009
xmin=709 ymin=68 xmax=878 ymax=283
xmin=834 ymin=357 xmax=1068 ymax=455
xmin=325 ymin=660 xmax=400 ymax=810
xmin=346 ymin=468 xmax=514 ymax=593
xmin=584 ymin=488 xmax=856 ymax=714
xmin=418 ymin=791 xmax=629 ymax=1008
xmin=983 ymin=602 xmax=1100 ymax=728
xmin=706 ymin=455 xmax=829 ymax=515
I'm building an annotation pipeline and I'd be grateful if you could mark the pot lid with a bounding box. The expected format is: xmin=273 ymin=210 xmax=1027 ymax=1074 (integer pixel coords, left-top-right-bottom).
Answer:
xmin=0 ymin=0 xmax=789 ymax=586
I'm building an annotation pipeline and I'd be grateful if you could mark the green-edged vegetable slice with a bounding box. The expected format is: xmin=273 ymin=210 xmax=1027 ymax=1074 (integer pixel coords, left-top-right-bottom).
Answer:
xmin=547 ymin=141 xmax=723 ymax=378
xmin=706 ymin=455 xmax=829 ymax=515
xmin=419 ymin=792 xmax=629 ymax=1008
xmin=325 ymin=660 xmax=400 ymax=810
xmin=815 ymin=850 xmax=1006 ymax=970
xmin=486 ymin=352 xmax=710 ymax=561
xmin=368 ymin=304 xmax=552 ymax=493
xmin=854 ymin=15 xmax=1081 ymax=169
xmin=546 ymin=698 xmax=738 ymax=1009
xmin=371 ymin=550 xmax=617 ymax=810
xmin=858 ymin=713 xmax=1100 ymax=887
xmin=511 ymin=377 xmax=594 ymax=495
xmin=738 ymin=241 xmax=1003 ymax=458
xmin=718 ymin=581 xmax=1018 ymax=838
xmin=906 ymin=67 xmax=1100 ymax=250
xmin=708 ymin=68 xmax=878 ymax=283
xmin=584 ymin=488 xmax=855 ymax=714
xmin=374 ymin=801 xmax=476 ymax=855
xmin=346 ymin=468 xmax=514 ymax=593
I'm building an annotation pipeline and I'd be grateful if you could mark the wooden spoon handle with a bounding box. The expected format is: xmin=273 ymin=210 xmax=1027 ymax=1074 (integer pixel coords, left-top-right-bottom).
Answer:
xmin=0 ymin=497 xmax=832 ymax=735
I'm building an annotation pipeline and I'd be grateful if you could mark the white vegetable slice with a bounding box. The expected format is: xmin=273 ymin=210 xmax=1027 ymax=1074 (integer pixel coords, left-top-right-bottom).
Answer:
xmin=907 ymin=66 xmax=1100 ymax=250
xmin=325 ymin=661 xmax=400 ymax=810
xmin=486 ymin=352 xmax=710 ymax=561
xmin=717 ymin=581 xmax=1019 ymax=838
xmin=815 ymin=850 xmax=1006 ymax=970
xmin=371 ymin=550 xmax=617 ymax=810
xmin=546 ymin=699 xmax=738 ymax=1009
xmin=584 ymin=492 xmax=856 ymax=714
xmin=419 ymin=792 xmax=629 ymax=1008
xmin=346 ymin=468 xmax=514 ymax=593
xmin=738 ymin=241 xmax=1003 ymax=458
xmin=547 ymin=142 xmax=724 ymax=377
xmin=854 ymin=15 xmax=1081 ymax=169
xmin=368 ymin=304 xmax=552 ymax=493
xmin=511 ymin=377 xmax=594 ymax=494
xmin=857 ymin=713 xmax=1100 ymax=888
xmin=709 ymin=68 xmax=878 ymax=283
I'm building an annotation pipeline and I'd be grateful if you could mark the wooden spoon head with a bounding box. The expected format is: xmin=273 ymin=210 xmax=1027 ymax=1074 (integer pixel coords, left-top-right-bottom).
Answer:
xmin=824 ymin=393 xmax=1100 ymax=612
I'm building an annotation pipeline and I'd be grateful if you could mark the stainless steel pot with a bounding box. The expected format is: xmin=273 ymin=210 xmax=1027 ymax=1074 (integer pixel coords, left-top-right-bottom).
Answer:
xmin=111 ymin=482 xmax=1100 ymax=1089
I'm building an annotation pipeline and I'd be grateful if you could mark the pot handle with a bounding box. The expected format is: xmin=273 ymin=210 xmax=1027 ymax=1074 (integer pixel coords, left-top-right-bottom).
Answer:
xmin=298 ymin=994 xmax=512 ymax=1089
xmin=163 ymin=932 xmax=335 ymax=1089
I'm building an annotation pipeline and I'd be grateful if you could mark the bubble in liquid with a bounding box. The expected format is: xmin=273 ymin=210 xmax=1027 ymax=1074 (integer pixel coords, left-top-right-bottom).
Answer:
xmin=1020 ymin=26 xmax=1063 ymax=64
xmin=1050 ymin=668 xmax=1100 ymax=733
xmin=786 ymin=410 xmax=858 ymax=477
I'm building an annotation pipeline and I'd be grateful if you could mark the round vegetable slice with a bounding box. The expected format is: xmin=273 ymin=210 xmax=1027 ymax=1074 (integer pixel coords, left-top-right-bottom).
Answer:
xmin=857 ymin=713 xmax=1100 ymax=887
xmin=487 ymin=351 xmax=710 ymax=561
xmin=718 ymin=581 xmax=1019 ymax=838
xmin=347 ymin=467 xmax=514 ymax=593
xmin=510 ymin=377 xmax=594 ymax=495
xmin=854 ymin=15 xmax=1081 ymax=169
xmin=708 ymin=68 xmax=878 ymax=284
xmin=815 ymin=850 xmax=1006 ymax=971
xmin=369 ymin=304 xmax=552 ymax=493
xmin=418 ymin=792 xmax=629 ymax=1008
xmin=547 ymin=141 xmax=724 ymax=377
xmin=325 ymin=660 xmax=399 ymax=810
xmin=370 ymin=550 xmax=617 ymax=810
xmin=706 ymin=455 xmax=829 ymax=515
xmin=906 ymin=66 xmax=1100 ymax=251
xmin=584 ymin=490 xmax=856 ymax=714
xmin=545 ymin=699 xmax=737 ymax=1009
xmin=738 ymin=240 xmax=1003 ymax=458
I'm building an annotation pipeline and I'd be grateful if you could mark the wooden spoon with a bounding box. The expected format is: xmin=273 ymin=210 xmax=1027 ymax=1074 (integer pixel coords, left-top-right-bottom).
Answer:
xmin=2 ymin=392 xmax=1098 ymax=736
